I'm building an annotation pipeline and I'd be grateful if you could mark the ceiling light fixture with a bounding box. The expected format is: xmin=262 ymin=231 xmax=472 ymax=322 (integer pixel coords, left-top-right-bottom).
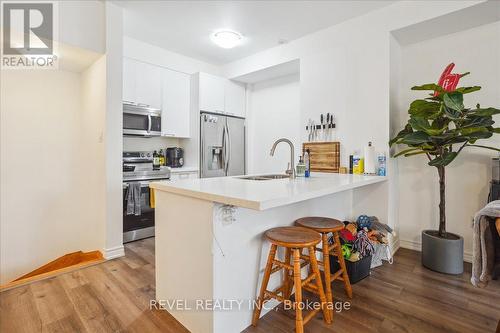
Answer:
xmin=210 ymin=30 xmax=243 ymax=49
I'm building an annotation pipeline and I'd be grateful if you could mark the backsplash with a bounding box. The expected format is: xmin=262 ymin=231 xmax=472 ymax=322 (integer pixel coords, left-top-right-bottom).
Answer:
xmin=123 ymin=136 xmax=180 ymax=152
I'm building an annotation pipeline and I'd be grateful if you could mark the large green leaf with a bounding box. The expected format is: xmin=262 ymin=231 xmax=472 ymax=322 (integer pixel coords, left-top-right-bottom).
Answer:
xmin=463 ymin=115 xmax=495 ymax=128
xmin=408 ymin=117 xmax=430 ymax=131
xmin=389 ymin=124 xmax=413 ymax=147
xmin=428 ymin=152 xmax=458 ymax=167
xmin=467 ymin=131 xmax=493 ymax=140
xmin=443 ymin=92 xmax=464 ymax=111
xmin=411 ymin=83 xmax=444 ymax=93
xmin=408 ymin=100 xmax=441 ymax=118
xmin=443 ymin=106 xmax=462 ymax=119
xmin=460 ymin=127 xmax=488 ymax=136
xmin=455 ymin=86 xmax=481 ymax=94
xmin=470 ymin=108 xmax=500 ymax=116
xmin=393 ymin=148 xmax=422 ymax=158
xmin=401 ymin=131 xmax=431 ymax=145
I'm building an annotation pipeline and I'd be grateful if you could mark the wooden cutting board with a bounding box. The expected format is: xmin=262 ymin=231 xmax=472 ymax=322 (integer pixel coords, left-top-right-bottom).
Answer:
xmin=303 ymin=142 xmax=340 ymax=173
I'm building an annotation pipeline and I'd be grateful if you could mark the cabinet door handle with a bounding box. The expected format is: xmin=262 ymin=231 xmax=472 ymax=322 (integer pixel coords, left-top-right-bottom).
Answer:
xmin=137 ymin=103 xmax=150 ymax=107
xmin=162 ymin=133 xmax=175 ymax=137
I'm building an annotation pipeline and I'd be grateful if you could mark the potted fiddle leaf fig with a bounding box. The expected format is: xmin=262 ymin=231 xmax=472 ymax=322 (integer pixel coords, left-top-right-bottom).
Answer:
xmin=390 ymin=66 xmax=500 ymax=274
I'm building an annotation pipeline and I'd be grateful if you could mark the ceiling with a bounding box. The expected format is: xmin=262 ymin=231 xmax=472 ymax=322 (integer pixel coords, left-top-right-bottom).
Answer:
xmin=120 ymin=1 xmax=394 ymax=65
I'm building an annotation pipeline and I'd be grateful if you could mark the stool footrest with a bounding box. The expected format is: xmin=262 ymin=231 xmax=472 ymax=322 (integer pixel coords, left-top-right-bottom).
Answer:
xmin=302 ymin=284 xmax=319 ymax=293
xmin=271 ymin=259 xmax=292 ymax=273
xmin=303 ymin=308 xmax=322 ymax=325
xmin=301 ymin=272 xmax=316 ymax=287
xmin=330 ymin=269 xmax=343 ymax=282
xmin=264 ymin=290 xmax=286 ymax=303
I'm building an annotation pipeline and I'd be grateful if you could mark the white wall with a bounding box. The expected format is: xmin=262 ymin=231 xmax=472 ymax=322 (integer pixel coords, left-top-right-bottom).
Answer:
xmin=395 ymin=22 xmax=500 ymax=259
xmin=0 ymin=61 xmax=107 ymax=283
xmin=59 ymin=1 xmax=105 ymax=53
xmin=104 ymin=1 xmax=125 ymax=259
xmin=246 ymin=74 xmax=301 ymax=174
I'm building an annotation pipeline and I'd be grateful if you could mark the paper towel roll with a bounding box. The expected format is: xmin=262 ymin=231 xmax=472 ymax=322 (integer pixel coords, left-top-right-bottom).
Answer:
xmin=364 ymin=142 xmax=376 ymax=174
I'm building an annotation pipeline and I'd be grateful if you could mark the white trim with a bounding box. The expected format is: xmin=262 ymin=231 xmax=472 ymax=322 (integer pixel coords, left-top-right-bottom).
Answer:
xmin=398 ymin=239 xmax=472 ymax=263
xmin=104 ymin=245 xmax=125 ymax=260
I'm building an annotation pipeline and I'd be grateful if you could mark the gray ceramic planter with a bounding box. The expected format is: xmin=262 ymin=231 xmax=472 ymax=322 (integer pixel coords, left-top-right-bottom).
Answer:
xmin=421 ymin=230 xmax=464 ymax=274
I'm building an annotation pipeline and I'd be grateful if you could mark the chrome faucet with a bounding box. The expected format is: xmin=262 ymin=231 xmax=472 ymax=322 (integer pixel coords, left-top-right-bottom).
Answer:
xmin=270 ymin=138 xmax=296 ymax=179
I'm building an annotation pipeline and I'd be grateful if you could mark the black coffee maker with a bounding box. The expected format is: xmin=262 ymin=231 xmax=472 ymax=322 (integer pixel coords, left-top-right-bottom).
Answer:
xmin=166 ymin=147 xmax=184 ymax=168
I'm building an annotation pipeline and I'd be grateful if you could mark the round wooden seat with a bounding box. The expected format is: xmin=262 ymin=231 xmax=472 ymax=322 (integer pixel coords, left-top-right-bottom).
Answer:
xmin=294 ymin=217 xmax=344 ymax=232
xmin=265 ymin=226 xmax=321 ymax=248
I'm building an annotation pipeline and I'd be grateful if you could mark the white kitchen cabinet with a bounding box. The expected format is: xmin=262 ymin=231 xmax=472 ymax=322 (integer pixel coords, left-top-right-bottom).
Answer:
xmin=122 ymin=57 xmax=137 ymax=104
xmin=122 ymin=57 xmax=162 ymax=110
xmin=135 ymin=61 xmax=162 ymax=109
xmin=162 ymin=69 xmax=191 ymax=138
xmin=224 ymin=80 xmax=246 ymax=117
xmin=198 ymin=72 xmax=225 ymax=113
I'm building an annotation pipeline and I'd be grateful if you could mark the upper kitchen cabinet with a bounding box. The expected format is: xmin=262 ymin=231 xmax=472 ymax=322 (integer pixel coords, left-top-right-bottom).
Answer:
xmin=162 ymin=69 xmax=191 ymax=138
xmin=122 ymin=57 xmax=137 ymax=105
xmin=224 ymin=80 xmax=246 ymax=117
xmin=198 ymin=72 xmax=225 ymax=114
xmin=122 ymin=57 xmax=162 ymax=110
xmin=195 ymin=72 xmax=246 ymax=117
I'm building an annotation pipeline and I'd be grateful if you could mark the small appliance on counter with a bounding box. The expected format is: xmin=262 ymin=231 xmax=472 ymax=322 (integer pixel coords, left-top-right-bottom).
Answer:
xmin=166 ymin=147 xmax=184 ymax=168
xmin=122 ymin=151 xmax=171 ymax=243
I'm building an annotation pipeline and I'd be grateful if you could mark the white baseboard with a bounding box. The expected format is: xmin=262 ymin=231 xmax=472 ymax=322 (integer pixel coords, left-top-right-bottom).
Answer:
xmin=104 ymin=245 xmax=125 ymax=260
xmin=398 ymin=239 xmax=472 ymax=263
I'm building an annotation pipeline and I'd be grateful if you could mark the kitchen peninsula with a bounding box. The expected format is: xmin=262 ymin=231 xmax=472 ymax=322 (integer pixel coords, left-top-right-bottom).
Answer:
xmin=150 ymin=173 xmax=386 ymax=333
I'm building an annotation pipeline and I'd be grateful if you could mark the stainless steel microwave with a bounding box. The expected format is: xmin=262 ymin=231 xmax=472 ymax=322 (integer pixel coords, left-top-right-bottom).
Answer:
xmin=123 ymin=103 xmax=161 ymax=137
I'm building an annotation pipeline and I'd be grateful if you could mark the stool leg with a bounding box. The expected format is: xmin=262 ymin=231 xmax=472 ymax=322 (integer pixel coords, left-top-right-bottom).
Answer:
xmin=252 ymin=244 xmax=277 ymax=326
xmin=283 ymin=248 xmax=292 ymax=300
xmin=292 ymin=248 xmax=304 ymax=333
xmin=321 ymin=233 xmax=334 ymax=322
xmin=333 ymin=232 xmax=352 ymax=298
xmin=309 ymin=246 xmax=332 ymax=324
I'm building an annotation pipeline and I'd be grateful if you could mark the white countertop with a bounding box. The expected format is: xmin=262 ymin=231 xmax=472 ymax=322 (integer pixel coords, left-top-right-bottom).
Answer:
xmin=151 ymin=173 xmax=386 ymax=210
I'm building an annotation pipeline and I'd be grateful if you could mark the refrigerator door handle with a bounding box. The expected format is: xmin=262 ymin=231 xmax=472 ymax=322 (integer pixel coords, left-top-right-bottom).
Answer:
xmin=225 ymin=123 xmax=231 ymax=174
xmin=200 ymin=121 xmax=205 ymax=177
xmin=222 ymin=122 xmax=227 ymax=173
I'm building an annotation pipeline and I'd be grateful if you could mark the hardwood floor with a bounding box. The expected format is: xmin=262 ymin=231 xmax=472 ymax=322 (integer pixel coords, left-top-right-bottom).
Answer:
xmin=1 ymin=238 xmax=499 ymax=333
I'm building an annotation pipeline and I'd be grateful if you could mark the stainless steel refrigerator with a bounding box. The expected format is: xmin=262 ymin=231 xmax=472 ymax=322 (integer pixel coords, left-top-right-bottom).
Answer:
xmin=200 ymin=112 xmax=245 ymax=178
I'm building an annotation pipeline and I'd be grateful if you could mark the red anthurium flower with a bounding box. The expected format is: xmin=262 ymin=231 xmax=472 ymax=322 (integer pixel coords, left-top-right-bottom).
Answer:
xmin=434 ymin=63 xmax=463 ymax=96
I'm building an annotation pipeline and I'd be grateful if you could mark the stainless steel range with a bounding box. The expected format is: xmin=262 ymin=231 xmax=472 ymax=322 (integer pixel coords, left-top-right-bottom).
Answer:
xmin=123 ymin=151 xmax=171 ymax=243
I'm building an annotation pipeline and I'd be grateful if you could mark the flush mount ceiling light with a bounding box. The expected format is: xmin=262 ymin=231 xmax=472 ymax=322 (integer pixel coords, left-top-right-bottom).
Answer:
xmin=210 ymin=30 xmax=243 ymax=49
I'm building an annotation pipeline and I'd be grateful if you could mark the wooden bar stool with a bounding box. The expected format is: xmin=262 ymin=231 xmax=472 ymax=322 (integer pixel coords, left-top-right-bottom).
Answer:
xmin=252 ymin=226 xmax=331 ymax=333
xmin=295 ymin=217 xmax=353 ymax=320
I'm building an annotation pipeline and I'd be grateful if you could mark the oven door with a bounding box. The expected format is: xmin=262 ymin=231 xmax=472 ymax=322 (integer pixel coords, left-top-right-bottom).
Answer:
xmin=123 ymin=182 xmax=155 ymax=242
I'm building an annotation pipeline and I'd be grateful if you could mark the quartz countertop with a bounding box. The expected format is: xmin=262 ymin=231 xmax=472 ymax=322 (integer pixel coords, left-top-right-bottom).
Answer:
xmin=150 ymin=173 xmax=386 ymax=210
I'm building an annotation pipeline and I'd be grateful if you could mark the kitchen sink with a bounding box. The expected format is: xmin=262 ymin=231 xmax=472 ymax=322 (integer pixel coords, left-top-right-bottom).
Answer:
xmin=238 ymin=174 xmax=290 ymax=180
